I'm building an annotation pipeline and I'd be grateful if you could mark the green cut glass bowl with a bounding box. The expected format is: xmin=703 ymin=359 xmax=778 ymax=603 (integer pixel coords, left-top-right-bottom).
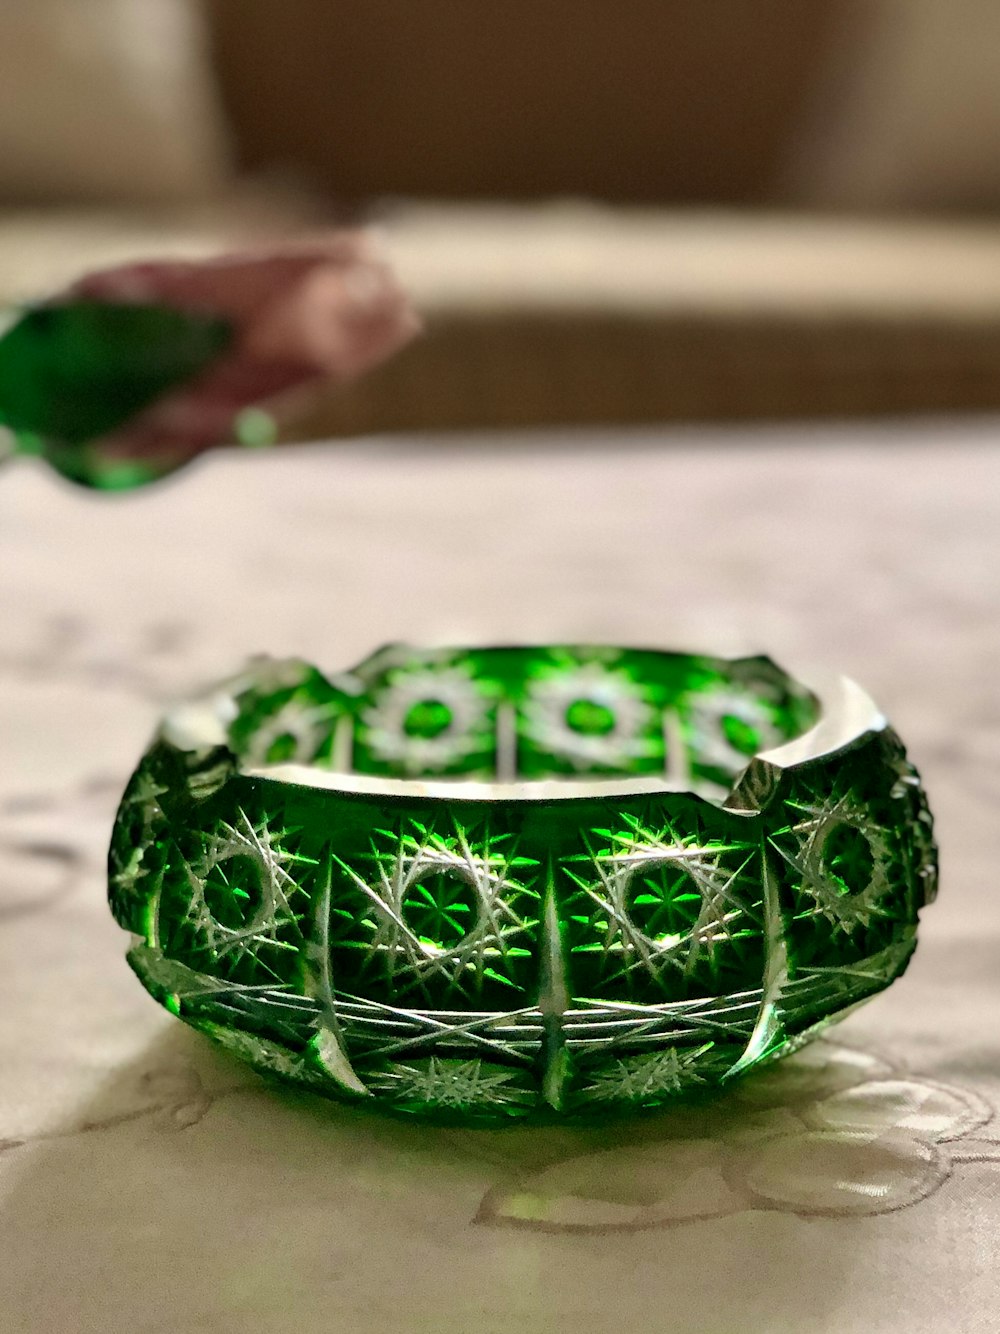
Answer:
xmin=108 ymin=645 xmax=937 ymax=1123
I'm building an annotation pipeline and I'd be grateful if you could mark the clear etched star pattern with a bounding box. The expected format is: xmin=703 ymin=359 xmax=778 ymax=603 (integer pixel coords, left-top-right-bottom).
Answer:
xmin=772 ymin=786 xmax=893 ymax=934
xmin=242 ymin=694 xmax=340 ymax=766
xmin=566 ymin=813 xmax=757 ymax=993
xmin=520 ymin=660 xmax=656 ymax=770
xmin=364 ymin=1055 xmax=531 ymax=1110
xmin=361 ymin=661 xmax=495 ymax=773
xmin=582 ymin=1043 xmax=714 ymax=1103
xmin=178 ymin=807 xmax=313 ymax=978
xmin=109 ymin=767 xmax=168 ymax=902
xmin=332 ymin=821 xmax=540 ymax=1003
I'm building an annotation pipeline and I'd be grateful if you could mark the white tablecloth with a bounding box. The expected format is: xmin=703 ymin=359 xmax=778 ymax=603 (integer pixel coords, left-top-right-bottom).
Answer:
xmin=2 ymin=420 xmax=999 ymax=1333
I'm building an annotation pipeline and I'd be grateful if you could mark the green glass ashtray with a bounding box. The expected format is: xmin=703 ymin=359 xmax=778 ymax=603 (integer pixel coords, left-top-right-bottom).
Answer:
xmin=109 ymin=645 xmax=937 ymax=1124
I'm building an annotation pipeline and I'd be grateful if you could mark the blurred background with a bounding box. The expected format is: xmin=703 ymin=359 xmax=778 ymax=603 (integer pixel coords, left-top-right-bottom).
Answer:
xmin=4 ymin=0 xmax=1000 ymax=434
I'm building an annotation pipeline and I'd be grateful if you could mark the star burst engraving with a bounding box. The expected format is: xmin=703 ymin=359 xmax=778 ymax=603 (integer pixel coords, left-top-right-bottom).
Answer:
xmin=582 ymin=1043 xmax=714 ymax=1103
xmin=178 ymin=808 xmax=313 ymax=978
xmin=888 ymin=748 xmax=938 ymax=903
xmin=243 ymin=694 xmax=340 ymax=766
xmin=567 ymin=814 xmax=757 ymax=993
xmin=110 ymin=767 xmax=168 ymax=902
xmin=332 ymin=821 xmax=539 ymax=1003
xmin=684 ymin=685 xmax=782 ymax=777
xmin=361 ymin=661 xmax=494 ymax=773
xmin=365 ymin=1055 xmax=532 ymax=1111
xmin=521 ymin=661 xmax=656 ymax=770
xmin=772 ymin=785 xmax=894 ymax=934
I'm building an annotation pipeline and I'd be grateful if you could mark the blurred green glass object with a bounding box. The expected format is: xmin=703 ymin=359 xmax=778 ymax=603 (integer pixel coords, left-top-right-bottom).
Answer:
xmin=0 ymin=300 xmax=233 ymax=489
xmin=109 ymin=645 xmax=937 ymax=1124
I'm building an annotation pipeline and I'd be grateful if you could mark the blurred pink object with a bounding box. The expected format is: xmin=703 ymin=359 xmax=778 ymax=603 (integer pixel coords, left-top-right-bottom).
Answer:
xmin=67 ymin=233 xmax=421 ymax=464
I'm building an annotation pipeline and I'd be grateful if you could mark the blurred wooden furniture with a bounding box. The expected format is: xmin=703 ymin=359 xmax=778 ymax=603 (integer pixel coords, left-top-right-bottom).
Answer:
xmin=312 ymin=204 xmax=1000 ymax=433
xmin=203 ymin=1 xmax=846 ymax=205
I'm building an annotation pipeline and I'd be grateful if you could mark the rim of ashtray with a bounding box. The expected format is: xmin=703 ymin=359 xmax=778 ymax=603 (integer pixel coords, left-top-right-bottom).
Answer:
xmin=158 ymin=655 xmax=886 ymax=807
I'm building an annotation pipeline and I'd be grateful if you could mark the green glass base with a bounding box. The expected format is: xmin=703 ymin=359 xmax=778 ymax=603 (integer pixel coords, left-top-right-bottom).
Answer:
xmin=109 ymin=645 xmax=937 ymax=1123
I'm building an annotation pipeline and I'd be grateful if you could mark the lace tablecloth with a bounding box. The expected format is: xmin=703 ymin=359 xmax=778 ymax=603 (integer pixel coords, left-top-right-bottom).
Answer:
xmin=2 ymin=421 xmax=998 ymax=1333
